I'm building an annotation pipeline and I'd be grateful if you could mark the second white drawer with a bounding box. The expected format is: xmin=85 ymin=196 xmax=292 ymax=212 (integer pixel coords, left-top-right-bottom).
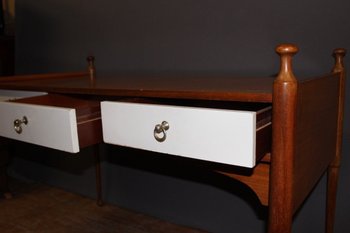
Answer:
xmin=101 ymin=101 xmax=271 ymax=168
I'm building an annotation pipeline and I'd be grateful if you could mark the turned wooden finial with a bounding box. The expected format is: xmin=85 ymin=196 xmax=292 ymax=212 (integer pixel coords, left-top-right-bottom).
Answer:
xmin=275 ymin=44 xmax=299 ymax=82
xmin=87 ymin=55 xmax=96 ymax=82
xmin=332 ymin=48 xmax=346 ymax=73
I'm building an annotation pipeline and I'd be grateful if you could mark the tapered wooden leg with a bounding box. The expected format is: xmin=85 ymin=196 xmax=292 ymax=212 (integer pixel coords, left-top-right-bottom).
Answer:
xmin=93 ymin=145 xmax=103 ymax=206
xmin=267 ymin=208 xmax=293 ymax=233
xmin=267 ymin=44 xmax=298 ymax=233
xmin=0 ymin=139 xmax=12 ymax=199
xmin=326 ymin=48 xmax=346 ymax=233
xmin=326 ymin=165 xmax=340 ymax=233
xmin=0 ymin=165 xmax=13 ymax=199
xmin=267 ymin=180 xmax=293 ymax=233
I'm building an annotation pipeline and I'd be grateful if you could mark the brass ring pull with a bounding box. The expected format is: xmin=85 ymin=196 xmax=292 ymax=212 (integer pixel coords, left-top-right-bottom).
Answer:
xmin=154 ymin=121 xmax=169 ymax=142
xmin=14 ymin=116 xmax=28 ymax=134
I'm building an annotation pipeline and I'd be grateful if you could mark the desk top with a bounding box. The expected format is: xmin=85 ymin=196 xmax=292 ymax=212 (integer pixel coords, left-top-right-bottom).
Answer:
xmin=0 ymin=72 xmax=274 ymax=103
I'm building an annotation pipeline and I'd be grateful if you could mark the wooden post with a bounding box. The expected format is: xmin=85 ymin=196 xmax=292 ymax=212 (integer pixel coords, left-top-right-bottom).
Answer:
xmin=326 ymin=48 xmax=346 ymax=233
xmin=93 ymin=144 xmax=103 ymax=206
xmin=86 ymin=55 xmax=103 ymax=206
xmin=268 ymin=44 xmax=298 ymax=233
xmin=87 ymin=55 xmax=96 ymax=85
xmin=0 ymin=139 xmax=12 ymax=199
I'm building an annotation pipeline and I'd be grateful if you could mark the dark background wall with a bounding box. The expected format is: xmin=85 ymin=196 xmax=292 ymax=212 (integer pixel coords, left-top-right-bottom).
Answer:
xmin=9 ymin=0 xmax=350 ymax=232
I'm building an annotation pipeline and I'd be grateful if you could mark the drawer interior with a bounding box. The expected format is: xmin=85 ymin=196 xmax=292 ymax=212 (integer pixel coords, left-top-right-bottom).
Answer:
xmin=114 ymin=97 xmax=272 ymax=130
xmin=11 ymin=94 xmax=101 ymax=119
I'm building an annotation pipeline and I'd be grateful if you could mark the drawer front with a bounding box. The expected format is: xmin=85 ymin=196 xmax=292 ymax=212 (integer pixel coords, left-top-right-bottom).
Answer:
xmin=101 ymin=101 xmax=258 ymax=168
xmin=0 ymin=101 xmax=79 ymax=153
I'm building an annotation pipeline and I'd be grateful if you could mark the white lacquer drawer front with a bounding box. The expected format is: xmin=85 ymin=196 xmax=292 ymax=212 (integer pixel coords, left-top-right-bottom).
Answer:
xmin=101 ymin=101 xmax=271 ymax=168
xmin=0 ymin=93 xmax=102 ymax=153
xmin=0 ymin=101 xmax=80 ymax=153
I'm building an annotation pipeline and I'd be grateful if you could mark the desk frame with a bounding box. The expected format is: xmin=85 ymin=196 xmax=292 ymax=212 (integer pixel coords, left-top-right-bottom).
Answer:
xmin=0 ymin=44 xmax=346 ymax=233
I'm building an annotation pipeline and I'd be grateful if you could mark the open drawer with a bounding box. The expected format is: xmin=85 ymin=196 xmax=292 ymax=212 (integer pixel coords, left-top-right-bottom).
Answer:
xmin=0 ymin=93 xmax=102 ymax=153
xmin=101 ymin=101 xmax=272 ymax=168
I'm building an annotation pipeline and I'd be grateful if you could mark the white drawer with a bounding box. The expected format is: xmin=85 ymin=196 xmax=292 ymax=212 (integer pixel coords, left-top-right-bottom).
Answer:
xmin=101 ymin=101 xmax=271 ymax=168
xmin=0 ymin=94 xmax=102 ymax=153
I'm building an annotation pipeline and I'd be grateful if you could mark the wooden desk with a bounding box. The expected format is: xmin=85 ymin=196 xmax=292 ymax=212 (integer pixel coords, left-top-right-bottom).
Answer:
xmin=0 ymin=44 xmax=346 ymax=233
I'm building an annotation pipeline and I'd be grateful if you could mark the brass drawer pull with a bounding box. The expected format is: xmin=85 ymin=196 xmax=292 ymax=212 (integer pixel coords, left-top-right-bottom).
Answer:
xmin=14 ymin=116 xmax=28 ymax=134
xmin=154 ymin=121 xmax=169 ymax=142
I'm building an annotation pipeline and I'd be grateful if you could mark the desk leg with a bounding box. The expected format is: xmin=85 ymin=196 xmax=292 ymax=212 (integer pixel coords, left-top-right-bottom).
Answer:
xmin=267 ymin=175 xmax=293 ymax=233
xmin=326 ymin=165 xmax=340 ymax=233
xmin=325 ymin=48 xmax=346 ymax=233
xmin=268 ymin=44 xmax=297 ymax=233
xmin=94 ymin=145 xmax=103 ymax=206
xmin=0 ymin=142 xmax=12 ymax=199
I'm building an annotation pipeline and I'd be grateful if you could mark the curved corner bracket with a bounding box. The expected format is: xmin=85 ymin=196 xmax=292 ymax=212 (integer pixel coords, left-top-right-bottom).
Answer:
xmin=275 ymin=44 xmax=299 ymax=83
xmin=217 ymin=163 xmax=270 ymax=206
xmin=332 ymin=48 xmax=346 ymax=74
